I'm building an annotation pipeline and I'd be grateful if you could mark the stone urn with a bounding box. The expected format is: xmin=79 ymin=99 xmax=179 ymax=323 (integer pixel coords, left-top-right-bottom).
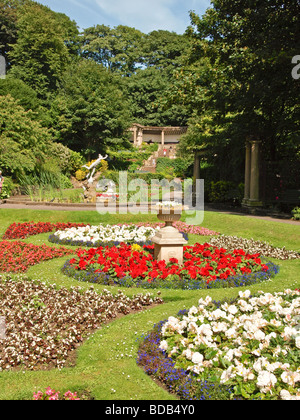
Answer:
xmin=157 ymin=208 xmax=182 ymax=227
xmin=152 ymin=203 xmax=187 ymax=266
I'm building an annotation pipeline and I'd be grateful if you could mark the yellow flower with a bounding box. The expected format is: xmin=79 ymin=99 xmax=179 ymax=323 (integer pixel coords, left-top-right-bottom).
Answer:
xmin=131 ymin=244 xmax=142 ymax=252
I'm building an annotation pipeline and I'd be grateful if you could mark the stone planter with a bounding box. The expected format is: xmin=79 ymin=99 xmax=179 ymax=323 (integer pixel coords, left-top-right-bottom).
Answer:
xmin=156 ymin=208 xmax=182 ymax=227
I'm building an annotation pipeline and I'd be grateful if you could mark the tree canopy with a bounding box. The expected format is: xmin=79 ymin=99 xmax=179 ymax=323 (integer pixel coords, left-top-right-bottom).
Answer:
xmin=50 ymin=59 xmax=131 ymax=158
xmin=0 ymin=94 xmax=52 ymax=175
xmin=173 ymin=0 xmax=300 ymax=184
xmin=0 ymin=0 xmax=298 ymax=193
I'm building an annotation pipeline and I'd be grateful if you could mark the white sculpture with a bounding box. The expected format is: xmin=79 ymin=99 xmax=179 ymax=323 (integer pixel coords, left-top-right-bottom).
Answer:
xmin=82 ymin=154 xmax=108 ymax=184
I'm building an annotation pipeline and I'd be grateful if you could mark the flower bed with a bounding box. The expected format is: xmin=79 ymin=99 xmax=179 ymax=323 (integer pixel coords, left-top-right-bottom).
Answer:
xmin=0 ymin=241 xmax=75 ymax=273
xmin=3 ymin=221 xmax=218 ymax=242
xmin=33 ymin=388 xmax=80 ymax=400
xmin=49 ymin=224 xmax=160 ymax=247
xmin=209 ymin=235 xmax=300 ymax=260
xmin=3 ymin=222 xmax=86 ymax=240
xmin=62 ymin=243 xmax=278 ymax=290
xmin=138 ymin=290 xmax=300 ymax=400
xmin=0 ymin=276 xmax=163 ymax=371
xmin=128 ymin=222 xmax=218 ymax=236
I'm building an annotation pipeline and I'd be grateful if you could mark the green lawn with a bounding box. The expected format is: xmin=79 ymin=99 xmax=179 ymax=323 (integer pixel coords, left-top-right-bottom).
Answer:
xmin=0 ymin=208 xmax=299 ymax=400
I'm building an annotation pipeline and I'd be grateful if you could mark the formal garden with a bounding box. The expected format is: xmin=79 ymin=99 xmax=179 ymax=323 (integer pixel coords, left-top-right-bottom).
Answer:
xmin=0 ymin=207 xmax=299 ymax=401
xmin=0 ymin=0 xmax=300 ymax=402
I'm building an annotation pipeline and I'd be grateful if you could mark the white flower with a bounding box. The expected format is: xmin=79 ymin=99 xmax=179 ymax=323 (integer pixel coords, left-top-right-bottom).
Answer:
xmin=281 ymin=371 xmax=300 ymax=387
xmin=159 ymin=340 xmax=168 ymax=351
xmin=182 ymin=349 xmax=193 ymax=360
xmin=296 ymin=336 xmax=300 ymax=349
xmin=254 ymin=330 xmax=266 ymax=341
xmin=282 ymin=326 xmax=297 ymax=340
xmin=224 ymin=349 xmax=234 ymax=362
xmin=239 ymin=290 xmax=251 ymax=299
xmin=198 ymin=297 xmax=212 ymax=308
xmin=198 ymin=323 xmax=213 ymax=337
xmin=188 ymin=306 xmax=198 ymax=315
xmin=228 ymin=305 xmax=238 ymax=315
xmin=211 ymin=309 xmax=227 ymax=320
xmin=212 ymin=322 xmax=227 ymax=333
xmin=156 ymin=201 xmax=182 ymax=209
xmin=238 ymin=300 xmax=253 ymax=312
xmin=191 ymin=352 xmax=204 ymax=365
xmin=280 ymin=390 xmax=293 ymax=400
xmin=225 ymin=327 xmax=237 ymax=339
xmin=257 ymin=371 xmax=277 ymax=392
xmin=220 ymin=366 xmax=235 ymax=384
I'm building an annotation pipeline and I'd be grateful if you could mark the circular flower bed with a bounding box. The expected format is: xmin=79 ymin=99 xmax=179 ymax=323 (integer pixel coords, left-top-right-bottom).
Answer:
xmin=138 ymin=290 xmax=300 ymax=400
xmin=62 ymin=243 xmax=279 ymax=289
xmin=3 ymin=221 xmax=218 ymax=242
xmin=0 ymin=276 xmax=163 ymax=371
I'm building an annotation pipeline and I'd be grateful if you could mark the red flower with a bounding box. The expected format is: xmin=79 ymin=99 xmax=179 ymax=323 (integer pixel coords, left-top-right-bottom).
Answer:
xmin=67 ymin=242 xmax=268 ymax=286
xmin=0 ymin=241 xmax=74 ymax=273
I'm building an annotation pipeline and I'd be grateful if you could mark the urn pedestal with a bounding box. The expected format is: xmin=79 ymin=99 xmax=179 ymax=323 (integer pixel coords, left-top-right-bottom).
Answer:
xmin=151 ymin=209 xmax=187 ymax=266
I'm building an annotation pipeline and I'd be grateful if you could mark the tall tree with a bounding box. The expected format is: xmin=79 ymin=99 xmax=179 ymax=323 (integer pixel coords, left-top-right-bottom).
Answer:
xmin=0 ymin=0 xmax=21 ymax=64
xmin=8 ymin=1 xmax=79 ymax=98
xmin=174 ymin=1 xmax=300 ymax=185
xmin=126 ymin=30 xmax=191 ymax=126
xmin=81 ymin=24 xmax=144 ymax=76
xmin=50 ymin=59 xmax=131 ymax=158
xmin=0 ymin=94 xmax=52 ymax=175
xmin=187 ymin=0 xmax=300 ymax=161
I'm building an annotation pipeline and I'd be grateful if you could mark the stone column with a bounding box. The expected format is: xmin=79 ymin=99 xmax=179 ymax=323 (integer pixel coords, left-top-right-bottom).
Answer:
xmin=249 ymin=140 xmax=262 ymax=206
xmin=133 ymin=126 xmax=137 ymax=147
xmin=161 ymin=130 xmax=165 ymax=149
xmin=137 ymin=127 xmax=143 ymax=147
xmin=243 ymin=141 xmax=251 ymax=203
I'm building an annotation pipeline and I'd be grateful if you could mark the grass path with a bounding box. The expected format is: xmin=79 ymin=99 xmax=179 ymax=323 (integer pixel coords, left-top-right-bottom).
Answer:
xmin=0 ymin=208 xmax=299 ymax=400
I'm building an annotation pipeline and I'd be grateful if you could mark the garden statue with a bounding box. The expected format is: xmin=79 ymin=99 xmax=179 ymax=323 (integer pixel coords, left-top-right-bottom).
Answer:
xmin=82 ymin=154 xmax=108 ymax=184
xmin=81 ymin=154 xmax=108 ymax=203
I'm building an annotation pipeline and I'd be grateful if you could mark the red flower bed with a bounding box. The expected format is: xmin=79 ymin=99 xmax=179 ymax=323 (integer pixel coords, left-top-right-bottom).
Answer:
xmin=67 ymin=243 xmax=270 ymax=287
xmin=3 ymin=222 xmax=86 ymax=240
xmin=0 ymin=241 xmax=75 ymax=273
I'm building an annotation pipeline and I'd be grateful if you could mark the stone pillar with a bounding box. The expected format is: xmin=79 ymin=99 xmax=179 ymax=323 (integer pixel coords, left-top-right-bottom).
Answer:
xmin=249 ymin=140 xmax=262 ymax=204
xmin=137 ymin=127 xmax=143 ymax=147
xmin=161 ymin=130 xmax=165 ymax=149
xmin=244 ymin=141 xmax=251 ymax=200
xmin=242 ymin=139 xmax=263 ymax=209
xmin=133 ymin=126 xmax=137 ymax=147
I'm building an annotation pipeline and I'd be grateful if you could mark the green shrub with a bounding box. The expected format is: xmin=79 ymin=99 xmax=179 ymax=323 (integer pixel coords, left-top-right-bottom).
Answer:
xmin=0 ymin=177 xmax=16 ymax=199
xmin=292 ymin=207 xmax=300 ymax=220
xmin=104 ymin=170 xmax=165 ymax=185
xmin=209 ymin=181 xmax=244 ymax=205
xmin=156 ymin=157 xmax=193 ymax=178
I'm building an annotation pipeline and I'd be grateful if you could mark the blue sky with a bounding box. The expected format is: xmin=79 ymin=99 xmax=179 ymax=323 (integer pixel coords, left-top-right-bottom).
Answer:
xmin=36 ymin=0 xmax=212 ymax=33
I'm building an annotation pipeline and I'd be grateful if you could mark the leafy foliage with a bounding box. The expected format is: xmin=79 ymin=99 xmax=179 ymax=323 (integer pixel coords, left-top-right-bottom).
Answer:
xmin=8 ymin=1 xmax=79 ymax=98
xmin=50 ymin=59 xmax=131 ymax=157
xmin=0 ymin=95 xmax=52 ymax=175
